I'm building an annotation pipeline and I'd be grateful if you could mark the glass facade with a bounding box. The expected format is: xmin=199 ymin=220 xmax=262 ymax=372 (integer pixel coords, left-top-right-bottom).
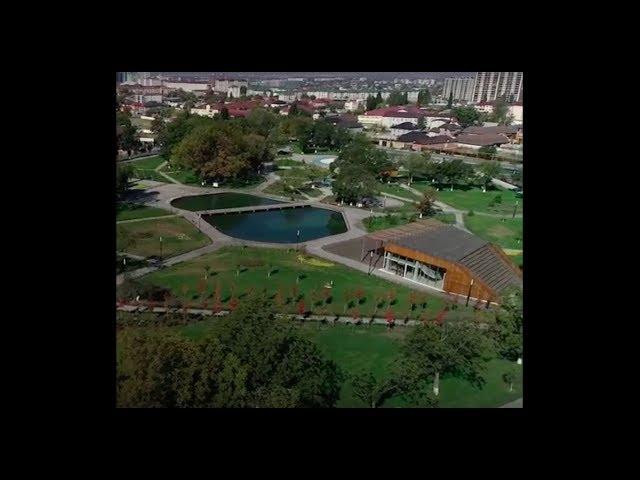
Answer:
xmin=382 ymin=251 xmax=446 ymax=290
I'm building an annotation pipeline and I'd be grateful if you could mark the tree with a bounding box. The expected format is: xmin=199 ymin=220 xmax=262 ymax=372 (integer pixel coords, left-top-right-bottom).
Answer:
xmin=478 ymin=161 xmax=501 ymax=191
xmin=452 ymin=106 xmax=481 ymax=128
xmin=401 ymin=320 xmax=492 ymax=396
xmin=351 ymin=371 xmax=399 ymax=408
xmin=488 ymin=288 xmax=523 ymax=362
xmin=490 ymin=96 xmax=510 ymax=125
xmin=375 ymin=91 xmax=383 ymax=107
xmin=365 ymin=95 xmax=378 ymax=111
xmin=447 ymin=91 xmax=453 ymax=109
xmin=387 ymin=90 xmax=405 ymax=106
xmin=116 ymin=111 xmax=140 ymax=156
xmin=220 ymin=107 xmax=230 ymax=120
xmin=240 ymin=85 xmax=247 ymax=96
xmin=212 ymin=292 xmax=343 ymax=407
xmin=402 ymin=152 xmax=430 ymax=185
xmin=502 ymin=365 xmax=519 ymax=392
xmin=416 ymin=187 xmax=438 ymax=216
xmin=116 ymin=165 xmax=133 ymax=197
xmin=479 ymin=145 xmax=498 ymax=157
xmin=417 ymin=88 xmax=431 ymax=106
xmin=417 ymin=116 xmax=426 ymax=129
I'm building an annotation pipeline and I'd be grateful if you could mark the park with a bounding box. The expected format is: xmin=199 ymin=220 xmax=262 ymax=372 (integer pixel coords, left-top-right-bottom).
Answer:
xmin=116 ymin=106 xmax=523 ymax=408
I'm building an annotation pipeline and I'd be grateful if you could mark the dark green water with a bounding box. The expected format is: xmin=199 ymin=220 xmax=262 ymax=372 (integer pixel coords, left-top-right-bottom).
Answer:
xmin=170 ymin=193 xmax=284 ymax=211
xmin=203 ymin=207 xmax=347 ymax=243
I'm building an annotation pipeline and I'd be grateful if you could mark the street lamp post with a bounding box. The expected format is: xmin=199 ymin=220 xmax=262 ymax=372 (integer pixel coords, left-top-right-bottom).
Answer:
xmin=512 ymin=200 xmax=519 ymax=219
xmin=296 ymin=230 xmax=300 ymax=250
xmin=465 ymin=278 xmax=474 ymax=307
xmin=159 ymin=236 xmax=163 ymax=261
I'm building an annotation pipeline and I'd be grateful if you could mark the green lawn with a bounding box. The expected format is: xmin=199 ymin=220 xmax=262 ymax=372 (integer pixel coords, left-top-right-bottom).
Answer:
xmin=127 ymin=155 xmax=164 ymax=170
xmin=434 ymin=213 xmax=456 ymax=224
xmin=133 ymin=318 xmax=522 ymax=408
xmin=262 ymin=181 xmax=306 ymax=200
xmin=117 ymin=203 xmax=174 ymax=221
xmin=143 ymin=246 xmax=456 ymax=319
xmin=117 ymin=217 xmax=211 ymax=259
xmin=127 ymin=155 xmax=166 ymax=182
xmin=377 ymin=182 xmax=421 ymax=200
xmin=464 ymin=215 xmax=523 ymax=250
xmin=275 ymin=158 xmax=303 ymax=167
xmin=412 ymin=183 xmax=523 ymax=215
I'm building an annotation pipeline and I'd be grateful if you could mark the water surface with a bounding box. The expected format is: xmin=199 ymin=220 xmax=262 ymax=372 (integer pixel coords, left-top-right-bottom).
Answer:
xmin=203 ymin=206 xmax=347 ymax=243
xmin=171 ymin=193 xmax=284 ymax=211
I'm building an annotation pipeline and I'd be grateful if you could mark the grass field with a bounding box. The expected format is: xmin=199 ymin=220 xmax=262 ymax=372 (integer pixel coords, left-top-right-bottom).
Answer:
xmin=377 ymin=182 xmax=421 ymax=200
xmin=464 ymin=215 xmax=523 ymax=250
xmin=143 ymin=246 xmax=461 ymax=319
xmin=275 ymin=158 xmax=303 ymax=167
xmin=412 ymin=183 xmax=522 ymax=215
xmin=129 ymin=318 xmax=522 ymax=407
xmin=116 ymin=203 xmax=173 ymax=221
xmin=364 ymin=212 xmax=456 ymax=233
xmin=117 ymin=217 xmax=211 ymax=258
xmin=127 ymin=155 xmax=166 ymax=182
xmin=434 ymin=213 xmax=456 ymax=224
xmin=262 ymin=181 xmax=306 ymax=200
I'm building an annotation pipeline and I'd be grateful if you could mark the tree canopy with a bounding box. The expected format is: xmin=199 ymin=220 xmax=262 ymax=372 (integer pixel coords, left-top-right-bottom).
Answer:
xmin=452 ymin=106 xmax=481 ymax=128
xmin=117 ymin=293 xmax=343 ymax=407
xmin=401 ymin=320 xmax=492 ymax=396
xmin=417 ymin=88 xmax=431 ymax=106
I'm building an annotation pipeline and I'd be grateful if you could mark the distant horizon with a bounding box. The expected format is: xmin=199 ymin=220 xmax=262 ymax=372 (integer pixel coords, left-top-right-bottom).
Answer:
xmin=156 ymin=72 xmax=476 ymax=80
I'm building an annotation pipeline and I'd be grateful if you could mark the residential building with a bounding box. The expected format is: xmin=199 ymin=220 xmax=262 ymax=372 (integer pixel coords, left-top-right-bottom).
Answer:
xmin=361 ymin=219 xmax=521 ymax=303
xmin=213 ymin=78 xmax=248 ymax=93
xmin=344 ymin=99 xmax=365 ymax=111
xmin=358 ymin=105 xmax=453 ymax=129
xmin=454 ymin=133 xmax=511 ymax=149
xmin=472 ymin=72 xmax=523 ymax=103
xmin=163 ymin=81 xmax=210 ymax=92
xmin=443 ymin=77 xmax=475 ymax=102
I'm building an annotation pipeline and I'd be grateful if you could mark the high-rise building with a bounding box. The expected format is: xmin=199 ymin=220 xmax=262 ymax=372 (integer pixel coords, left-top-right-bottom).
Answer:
xmin=443 ymin=77 xmax=475 ymax=102
xmin=472 ymin=72 xmax=523 ymax=103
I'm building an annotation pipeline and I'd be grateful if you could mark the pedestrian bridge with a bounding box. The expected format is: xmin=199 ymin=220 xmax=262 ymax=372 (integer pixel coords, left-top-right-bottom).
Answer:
xmin=197 ymin=201 xmax=315 ymax=216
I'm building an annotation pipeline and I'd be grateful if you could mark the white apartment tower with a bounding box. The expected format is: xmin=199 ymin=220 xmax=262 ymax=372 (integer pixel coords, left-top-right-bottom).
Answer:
xmin=443 ymin=77 xmax=475 ymax=102
xmin=472 ymin=72 xmax=523 ymax=103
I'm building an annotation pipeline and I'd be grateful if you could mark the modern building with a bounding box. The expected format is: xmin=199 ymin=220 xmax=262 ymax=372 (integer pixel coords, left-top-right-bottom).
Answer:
xmin=362 ymin=219 xmax=522 ymax=303
xmin=443 ymin=77 xmax=475 ymax=102
xmin=472 ymin=72 xmax=523 ymax=103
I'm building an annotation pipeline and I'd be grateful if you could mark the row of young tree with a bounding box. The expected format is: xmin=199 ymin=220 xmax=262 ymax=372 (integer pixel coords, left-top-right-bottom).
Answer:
xmin=117 ymin=288 xmax=522 ymax=408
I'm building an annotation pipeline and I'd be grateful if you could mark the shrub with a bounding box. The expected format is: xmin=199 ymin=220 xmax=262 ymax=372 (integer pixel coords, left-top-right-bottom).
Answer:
xmin=468 ymin=210 xmax=475 ymax=216
xmin=493 ymin=194 xmax=502 ymax=204
xmin=117 ymin=279 xmax=171 ymax=302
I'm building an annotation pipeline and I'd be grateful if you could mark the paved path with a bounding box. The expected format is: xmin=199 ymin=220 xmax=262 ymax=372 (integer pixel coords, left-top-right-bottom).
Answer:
xmin=500 ymin=398 xmax=523 ymax=408
xmin=254 ymin=171 xmax=280 ymax=193
xmin=155 ymin=161 xmax=181 ymax=185
xmin=116 ymin=303 xmax=421 ymax=326
xmin=117 ymin=214 xmax=178 ymax=224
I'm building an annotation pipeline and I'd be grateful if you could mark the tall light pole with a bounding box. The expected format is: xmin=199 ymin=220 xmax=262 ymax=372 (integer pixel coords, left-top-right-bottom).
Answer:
xmin=296 ymin=229 xmax=300 ymax=250
xmin=512 ymin=200 xmax=519 ymax=219
xmin=159 ymin=236 xmax=163 ymax=261
xmin=465 ymin=278 xmax=474 ymax=307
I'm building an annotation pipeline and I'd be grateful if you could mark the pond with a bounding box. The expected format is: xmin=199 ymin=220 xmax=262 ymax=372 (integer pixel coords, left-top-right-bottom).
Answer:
xmin=203 ymin=206 xmax=347 ymax=243
xmin=170 ymin=192 xmax=284 ymax=211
